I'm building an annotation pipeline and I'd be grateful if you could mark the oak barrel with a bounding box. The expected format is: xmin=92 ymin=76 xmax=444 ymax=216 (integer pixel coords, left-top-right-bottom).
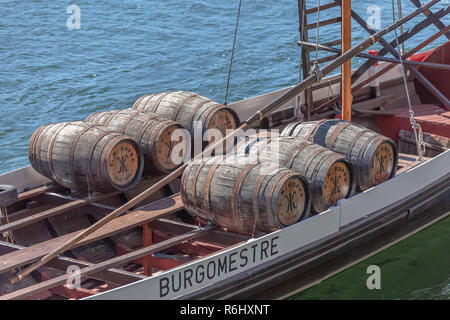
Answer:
xmin=86 ymin=109 xmax=185 ymax=174
xmin=181 ymin=155 xmax=310 ymax=234
xmin=281 ymin=119 xmax=398 ymax=189
xmin=132 ymin=91 xmax=240 ymax=145
xmin=234 ymin=136 xmax=355 ymax=213
xmin=28 ymin=121 xmax=144 ymax=192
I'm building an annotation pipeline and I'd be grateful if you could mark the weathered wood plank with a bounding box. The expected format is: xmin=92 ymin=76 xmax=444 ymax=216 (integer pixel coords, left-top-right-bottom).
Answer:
xmin=0 ymin=194 xmax=183 ymax=274
xmin=351 ymin=95 xmax=395 ymax=111
xmin=305 ymin=2 xmax=339 ymax=15
xmin=0 ymin=240 xmax=145 ymax=286
xmin=306 ymin=17 xmax=341 ymax=30
xmin=0 ymin=225 xmax=215 ymax=300
xmin=0 ymin=191 xmax=120 ymax=235
xmin=17 ymin=186 xmax=54 ymax=202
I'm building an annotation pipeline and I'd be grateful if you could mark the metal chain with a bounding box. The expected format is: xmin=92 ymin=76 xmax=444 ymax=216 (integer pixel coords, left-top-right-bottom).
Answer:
xmin=391 ymin=0 xmax=425 ymax=161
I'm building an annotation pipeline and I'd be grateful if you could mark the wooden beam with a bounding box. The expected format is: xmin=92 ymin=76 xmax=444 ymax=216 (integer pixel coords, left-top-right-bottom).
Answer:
xmin=347 ymin=3 xmax=449 ymax=84
xmin=142 ymin=223 xmax=153 ymax=276
xmin=341 ymin=0 xmax=352 ymax=121
xmin=0 ymin=194 xmax=183 ymax=274
xmin=316 ymin=53 xmax=340 ymax=64
xmin=306 ymin=17 xmax=341 ymax=30
xmin=0 ymin=240 xmax=145 ymax=286
xmin=17 ymin=186 xmax=54 ymax=202
xmin=151 ymin=219 xmax=249 ymax=247
xmin=0 ymin=225 xmax=215 ymax=300
xmin=12 ymin=0 xmax=441 ymax=284
xmin=409 ymin=0 xmax=450 ymax=40
xmin=297 ymin=40 xmax=450 ymax=71
xmin=0 ymin=191 xmax=120 ymax=234
xmin=311 ymin=26 xmax=450 ymax=115
xmin=53 ymin=195 xmax=248 ymax=248
xmin=305 ymin=2 xmax=339 ymax=15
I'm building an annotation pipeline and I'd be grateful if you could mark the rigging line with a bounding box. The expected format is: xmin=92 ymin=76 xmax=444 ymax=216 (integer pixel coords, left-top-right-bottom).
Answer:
xmin=298 ymin=0 xmax=307 ymax=81
xmin=396 ymin=0 xmax=405 ymax=55
xmin=224 ymin=0 xmax=243 ymax=106
xmin=313 ymin=0 xmax=321 ymax=63
xmin=309 ymin=0 xmax=323 ymax=82
xmin=391 ymin=0 xmax=425 ymax=162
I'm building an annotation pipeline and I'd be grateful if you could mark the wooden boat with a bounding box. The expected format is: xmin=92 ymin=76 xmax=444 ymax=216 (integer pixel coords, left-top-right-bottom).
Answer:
xmin=0 ymin=0 xmax=449 ymax=300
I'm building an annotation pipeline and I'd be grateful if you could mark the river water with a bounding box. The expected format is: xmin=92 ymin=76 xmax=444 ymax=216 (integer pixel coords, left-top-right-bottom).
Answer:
xmin=0 ymin=0 xmax=448 ymax=299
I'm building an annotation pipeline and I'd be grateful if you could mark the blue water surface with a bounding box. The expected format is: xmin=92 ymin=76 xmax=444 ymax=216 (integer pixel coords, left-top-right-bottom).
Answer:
xmin=0 ymin=0 xmax=448 ymax=299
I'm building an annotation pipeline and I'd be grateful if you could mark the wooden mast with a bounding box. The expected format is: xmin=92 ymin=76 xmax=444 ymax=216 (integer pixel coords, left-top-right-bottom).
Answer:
xmin=341 ymin=0 xmax=352 ymax=121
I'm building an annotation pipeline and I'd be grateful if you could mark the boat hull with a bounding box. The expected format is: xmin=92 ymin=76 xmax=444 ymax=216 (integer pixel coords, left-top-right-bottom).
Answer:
xmin=86 ymin=149 xmax=450 ymax=300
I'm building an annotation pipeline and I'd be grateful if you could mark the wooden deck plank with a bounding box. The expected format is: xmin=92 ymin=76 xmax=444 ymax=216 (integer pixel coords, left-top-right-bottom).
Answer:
xmin=0 ymin=191 xmax=121 ymax=234
xmin=17 ymin=186 xmax=53 ymax=202
xmin=0 ymin=194 xmax=183 ymax=274
xmin=0 ymin=241 xmax=145 ymax=286
xmin=0 ymin=225 xmax=214 ymax=300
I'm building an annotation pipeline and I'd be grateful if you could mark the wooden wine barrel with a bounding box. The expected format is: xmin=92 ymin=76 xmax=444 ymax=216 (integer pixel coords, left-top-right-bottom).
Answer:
xmin=132 ymin=91 xmax=240 ymax=144
xmin=281 ymin=119 xmax=398 ymax=189
xmin=234 ymin=136 xmax=355 ymax=213
xmin=181 ymin=155 xmax=310 ymax=234
xmin=28 ymin=121 xmax=144 ymax=192
xmin=86 ymin=109 xmax=184 ymax=174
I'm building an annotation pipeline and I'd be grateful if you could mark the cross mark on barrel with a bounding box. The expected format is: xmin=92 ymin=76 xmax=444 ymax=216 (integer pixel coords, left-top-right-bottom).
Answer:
xmin=285 ymin=190 xmax=298 ymax=212
xmin=378 ymin=155 xmax=386 ymax=174
xmin=117 ymin=155 xmax=128 ymax=173
xmin=165 ymin=141 xmax=174 ymax=158
xmin=331 ymin=176 xmax=341 ymax=195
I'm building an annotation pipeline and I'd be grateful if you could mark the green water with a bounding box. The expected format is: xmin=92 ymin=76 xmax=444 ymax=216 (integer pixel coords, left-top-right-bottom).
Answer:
xmin=289 ymin=215 xmax=450 ymax=300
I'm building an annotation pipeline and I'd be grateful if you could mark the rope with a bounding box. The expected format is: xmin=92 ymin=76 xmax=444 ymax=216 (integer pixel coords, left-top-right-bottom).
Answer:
xmin=309 ymin=0 xmax=323 ymax=83
xmin=224 ymin=0 xmax=243 ymax=106
xmin=391 ymin=0 xmax=425 ymax=162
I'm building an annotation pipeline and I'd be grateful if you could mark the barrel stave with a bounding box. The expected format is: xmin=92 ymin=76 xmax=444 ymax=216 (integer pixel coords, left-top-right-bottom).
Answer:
xmin=282 ymin=120 xmax=398 ymax=189
xmin=235 ymin=136 xmax=355 ymax=213
xmin=181 ymin=155 xmax=310 ymax=234
xmin=86 ymin=109 xmax=183 ymax=174
xmin=28 ymin=121 xmax=143 ymax=192
xmin=133 ymin=91 xmax=239 ymax=144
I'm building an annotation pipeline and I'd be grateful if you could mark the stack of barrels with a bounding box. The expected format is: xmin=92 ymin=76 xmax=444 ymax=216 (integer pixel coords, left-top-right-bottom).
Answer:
xmin=281 ymin=119 xmax=398 ymax=190
xmin=180 ymin=119 xmax=398 ymax=235
xmin=28 ymin=91 xmax=240 ymax=193
xmin=29 ymin=90 xmax=398 ymax=236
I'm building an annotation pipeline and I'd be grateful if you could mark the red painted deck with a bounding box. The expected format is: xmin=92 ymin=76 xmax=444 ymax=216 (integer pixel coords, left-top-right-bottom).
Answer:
xmin=375 ymin=104 xmax=450 ymax=142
